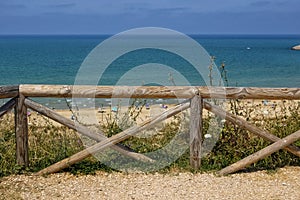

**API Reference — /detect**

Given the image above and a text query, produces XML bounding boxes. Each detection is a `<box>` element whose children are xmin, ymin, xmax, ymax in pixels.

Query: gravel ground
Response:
<box><xmin>0</xmin><ymin>166</ymin><xmax>299</xmax><ymax>200</ymax></box>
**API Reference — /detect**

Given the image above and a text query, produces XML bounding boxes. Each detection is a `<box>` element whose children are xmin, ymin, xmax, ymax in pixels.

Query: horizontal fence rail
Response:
<box><xmin>0</xmin><ymin>85</ymin><xmax>19</xmax><ymax>98</ymax></box>
<box><xmin>19</xmin><ymin>84</ymin><xmax>300</xmax><ymax>100</ymax></box>
<box><xmin>0</xmin><ymin>84</ymin><xmax>300</xmax><ymax>176</ymax></box>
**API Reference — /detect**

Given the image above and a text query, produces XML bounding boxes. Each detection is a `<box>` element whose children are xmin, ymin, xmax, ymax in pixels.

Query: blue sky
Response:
<box><xmin>0</xmin><ymin>0</ymin><xmax>299</xmax><ymax>34</ymax></box>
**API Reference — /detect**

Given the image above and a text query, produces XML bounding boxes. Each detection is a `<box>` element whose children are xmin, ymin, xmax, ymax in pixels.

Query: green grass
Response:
<box><xmin>0</xmin><ymin>100</ymin><xmax>299</xmax><ymax>177</ymax></box>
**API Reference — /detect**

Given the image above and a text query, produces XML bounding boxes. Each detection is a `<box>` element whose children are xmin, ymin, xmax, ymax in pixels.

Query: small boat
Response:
<box><xmin>291</xmin><ymin>45</ymin><xmax>300</xmax><ymax>50</ymax></box>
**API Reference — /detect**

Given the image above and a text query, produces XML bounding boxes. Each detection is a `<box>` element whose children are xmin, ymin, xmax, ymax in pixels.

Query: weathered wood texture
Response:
<box><xmin>200</xmin><ymin>87</ymin><xmax>300</xmax><ymax>100</ymax></box>
<box><xmin>0</xmin><ymin>85</ymin><xmax>19</xmax><ymax>98</ymax></box>
<box><xmin>24</xmin><ymin>98</ymin><xmax>154</xmax><ymax>163</ymax></box>
<box><xmin>203</xmin><ymin>101</ymin><xmax>300</xmax><ymax>158</ymax></box>
<box><xmin>35</xmin><ymin>102</ymin><xmax>190</xmax><ymax>175</ymax></box>
<box><xmin>189</xmin><ymin>94</ymin><xmax>203</xmax><ymax>169</ymax></box>
<box><xmin>15</xmin><ymin>94</ymin><xmax>28</xmax><ymax>166</ymax></box>
<box><xmin>218</xmin><ymin>130</ymin><xmax>300</xmax><ymax>176</ymax></box>
<box><xmin>4</xmin><ymin>84</ymin><xmax>299</xmax><ymax>175</ymax></box>
<box><xmin>0</xmin><ymin>98</ymin><xmax>16</xmax><ymax>118</ymax></box>
<box><xmin>19</xmin><ymin>85</ymin><xmax>300</xmax><ymax>100</ymax></box>
<box><xmin>20</xmin><ymin>85</ymin><xmax>198</xmax><ymax>99</ymax></box>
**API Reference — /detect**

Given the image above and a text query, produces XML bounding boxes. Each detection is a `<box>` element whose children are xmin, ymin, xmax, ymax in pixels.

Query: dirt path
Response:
<box><xmin>1</xmin><ymin>166</ymin><xmax>299</xmax><ymax>200</ymax></box>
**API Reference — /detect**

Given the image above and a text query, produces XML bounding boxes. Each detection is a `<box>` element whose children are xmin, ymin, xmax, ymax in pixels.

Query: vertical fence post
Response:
<box><xmin>189</xmin><ymin>92</ymin><xmax>203</xmax><ymax>169</ymax></box>
<box><xmin>15</xmin><ymin>94</ymin><xmax>29</xmax><ymax>166</ymax></box>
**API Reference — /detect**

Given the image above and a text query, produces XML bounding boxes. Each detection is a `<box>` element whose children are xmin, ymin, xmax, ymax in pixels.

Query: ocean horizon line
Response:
<box><xmin>0</xmin><ymin>33</ymin><xmax>299</xmax><ymax>38</ymax></box>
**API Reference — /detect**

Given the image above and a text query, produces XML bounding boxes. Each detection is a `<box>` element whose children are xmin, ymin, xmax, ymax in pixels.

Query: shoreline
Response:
<box><xmin>23</xmin><ymin>99</ymin><xmax>299</xmax><ymax>127</ymax></box>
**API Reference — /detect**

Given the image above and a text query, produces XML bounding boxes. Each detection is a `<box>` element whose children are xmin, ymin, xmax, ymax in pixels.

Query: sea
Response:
<box><xmin>0</xmin><ymin>34</ymin><xmax>299</xmax><ymax>108</ymax></box>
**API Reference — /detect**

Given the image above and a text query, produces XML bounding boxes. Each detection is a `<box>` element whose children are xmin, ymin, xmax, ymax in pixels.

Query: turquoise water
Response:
<box><xmin>0</xmin><ymin>34</ymin><xmax>299</xmax><ymax>87</ymax></box>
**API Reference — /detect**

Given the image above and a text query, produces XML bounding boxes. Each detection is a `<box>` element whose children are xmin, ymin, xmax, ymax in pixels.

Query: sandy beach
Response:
<box><xmin>27</xmin><ymin>99</ymin><xmax>299</xmax><ymax>128</ymax></box>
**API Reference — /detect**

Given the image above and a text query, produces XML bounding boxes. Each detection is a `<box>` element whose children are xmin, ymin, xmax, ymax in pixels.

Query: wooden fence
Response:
<box><xmin>1</xmin><ymin>84</ymin><xmax>300</xmax><ymax>176</ymax></box>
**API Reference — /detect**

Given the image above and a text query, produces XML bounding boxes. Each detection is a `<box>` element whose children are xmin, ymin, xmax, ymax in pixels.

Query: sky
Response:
<box><xmin>0</xmin><ymin>0</ymin><xmax>299</xmax><ymax>35</ymax></box>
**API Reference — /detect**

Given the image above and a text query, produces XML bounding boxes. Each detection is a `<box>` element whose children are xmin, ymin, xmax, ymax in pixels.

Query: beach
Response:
<box><xmin>1</xmin><ymin>34</ymin><xmax>300</xmax><ymax>199</ymax></box>
<box><xmin>26</xmin><ymin>99</ymin><xmax>299</xmax><ymax>128</ymax></box>
<box><xmin>1</xmin><ymin>1</ymin><xmax>300</xmax><ymax>199</ymax></box>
